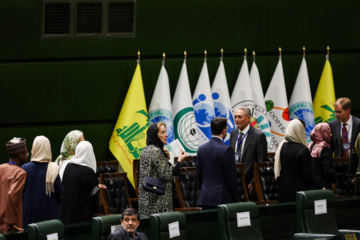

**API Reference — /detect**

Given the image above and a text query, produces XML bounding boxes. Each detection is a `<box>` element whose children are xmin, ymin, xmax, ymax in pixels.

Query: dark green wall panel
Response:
<box><xmin>1</xmin><ymin>0</ymin><xmax>360</xmax><ymax>163</ymax></box>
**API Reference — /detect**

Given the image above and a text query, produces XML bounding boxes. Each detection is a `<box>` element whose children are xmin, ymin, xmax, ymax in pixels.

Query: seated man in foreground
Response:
<box><xmin>107</xmin><ymin>208</ymin><xmax>148</xmax><ymax>240</ymax></box>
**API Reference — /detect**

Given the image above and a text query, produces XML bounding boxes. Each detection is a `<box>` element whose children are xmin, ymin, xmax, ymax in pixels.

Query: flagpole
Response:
<box><xmin>303</xmin><ymin>46</ymin><xmax>306</xmax><ymax>59</ymax></box>
<box><xmin>220</xmin><ymin>48</ymin><xmax>224</xmax><ymax>62</ymax></box>
<box><xmin>279</xmin><ymin>47</ymin><xmax>282</xmax><ymax>60</ymax></box>
<box><xmin>184</xmin><ymin>50</ymin><xmax>187</xmax><ymax>64</ymax></box>
<box><xmin>253</xmin><ymin>51</ymin><xmax>256</xmax><ymax>63</ymax></box>
<box><xmin>137</xmin><ymin>50</ymin><xmax>140</xmax><ymax>65</ymax></box>
<box><xmin>326</xmin><ymin>45</ymin><xmax>330</xmax><ymax>60</ymax></box>
<box><xmin>162</xmin><ymin>52</ymin><xmax>166</xmax><ymax>66</ymax></box>
<box><xmin>204</xmin><ymin>50</ymin><xmax>207</xmax><ymax>63</ymax></box>
<box><xmin>244</xmin><ymin>48</ymin><xmax>247</xmax><ymax>60</ymax></box>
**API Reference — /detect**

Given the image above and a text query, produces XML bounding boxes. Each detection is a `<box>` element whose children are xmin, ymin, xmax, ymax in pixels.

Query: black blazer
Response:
<box><xmin>107</xmin><ymin>227</ymin><xmax>148</xmax><ymax>240</ymax></box>
<box><xmin>229</xmin><ymin>126</ymin><xmax>267</xmax><ymax>186</ymax></box>
<box><xmin>196</xmin><ymin>137</ymin><xmax>241</xmax><ymax>206</ymax></box>
<box><xmin>277</xmin><ymin>142</ymin><xmax>323</xmax><ymax>203</ymax></box>
<box><xmin>329</xmin><ymin>116</ymin><xmax>360</xmax><ymax>157</ymax></box>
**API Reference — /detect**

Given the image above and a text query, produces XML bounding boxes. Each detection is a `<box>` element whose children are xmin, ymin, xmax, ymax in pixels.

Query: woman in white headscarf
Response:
<box><xmin>59</xmin><ymin>141</ymin><xmax>99</xmax><ymax>224</ymax></box>
<box><xmin>274</xmin><ymin>119</ymin><xmax>323</xmax><ymax>202</ymax></box>
<box><xmin>22</xmin><ymin>136</ymin><xmax>63</xmax><ymax>230</ymax></box>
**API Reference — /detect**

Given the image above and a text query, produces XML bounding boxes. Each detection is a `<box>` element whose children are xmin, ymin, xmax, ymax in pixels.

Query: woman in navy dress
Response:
<box><xmin>22</xmin><ymin>136</ymin><xmax>63</xmax><ymax>230</ymax></box>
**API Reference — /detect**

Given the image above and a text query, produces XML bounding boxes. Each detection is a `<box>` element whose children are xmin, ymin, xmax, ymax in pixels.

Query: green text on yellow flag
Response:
<box><xmin>109</xmin><ymin>64</ymin><xmax>148</xmax><ymax>188</ymax></box>
<box><xmin>313</xmin><ymin>59</ymin><xmax>336</xmax><ymax>123</ymax></box>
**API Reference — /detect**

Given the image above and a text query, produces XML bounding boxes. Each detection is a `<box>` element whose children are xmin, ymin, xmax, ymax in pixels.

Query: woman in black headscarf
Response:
<box><xmin>138</xmin><ymin>122</ymin><xmax>186</xmax><ymax>218</ymax></box>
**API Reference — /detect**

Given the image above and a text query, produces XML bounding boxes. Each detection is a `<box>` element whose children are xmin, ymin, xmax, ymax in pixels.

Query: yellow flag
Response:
<box><xmin>109</xmin><ymin>64</ymin><xmax>148</xmax><ymax>188</ymax></box>
<box><xmin>313</xmin><ymin>59</ymin><xmax>336</xmax><ymax>124</ymax></box>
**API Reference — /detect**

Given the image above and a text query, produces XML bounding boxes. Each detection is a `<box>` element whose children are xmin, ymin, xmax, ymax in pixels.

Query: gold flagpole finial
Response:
<box><xmin>220</xmin><ymin>48</ymin><xmax>224</xmax><ymax>61</ymax></box>
<box><xmin>253</xmin><ymin>51</ymin><xmax>256</xmax><ymax>62</ymax></box>
<box><xmin>184</xmin><ymin>50</ymin><xmax>187</xmax><ymax>63</ymax></box>
<box><xmin>279</xmin><ymin>47</ymin><xmax>282</xmax><ymax>59</ymax></box>
<box><xmin>244</xmin><ymin>48</ymin><xmax>247</xmax><ymax>58</ymax></box>
<box><xmin>162</xmin><ymin>52</ymin><xmax>166</xmax><ymax>66</ymax></box>
<box><xmin>137</xmin><ymin>50</ymin><xmax>140</xmax><ymax>64</ymax></box>
<box><xmin>303</xmin><ymin>46</ymin><xmax>306</xmax><ymax>58</ymax></box>
<box><xmin>204</xmin><ymin>50</ymin><xmax>207</xmax><ymax>62</ymax></box>
<box><xmin>326</xmin><ymin>45</ymin><xmax>330</xmax><ymax>60</ymax></box>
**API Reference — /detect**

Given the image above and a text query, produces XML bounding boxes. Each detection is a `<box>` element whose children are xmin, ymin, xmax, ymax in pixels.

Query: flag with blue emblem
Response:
<box><xmin>289</xmin><ymin>56</ymin><xmax>315</xmax><ymax>143</ymax></box>
<box><xmin>193</xmin><ymin>59</ymin><xmax>215</xmax><ymax>145</ymax></box>
<box><xmin>211</xmin><ymin>58</ymin><xmax>235</xmax><ymax>145</ymax></box>
<box><xmin>172</xmin><ymin>59</ymin><xmax>199</xmax><ymax>155</ymax></box>
<box><xmin>250</xmin><ymin>58</ymin><xmax>272</xmax><ymax>147</ymax></box>
<box><xmin>148</xmin><ymin>62</ymin><xmax>174</xmax><ymax>145</ymax></box>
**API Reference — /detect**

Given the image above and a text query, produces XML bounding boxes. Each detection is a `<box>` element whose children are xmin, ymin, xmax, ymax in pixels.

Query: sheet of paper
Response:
<box><xmin>237</xmin><ymin>211</ymin><xmax>251</xmax><ymax>227</ymax></box>
<box><xmin>168</xmin><ymin>221</ymin><xmax>180</xmax><ymax>239</ymax></box>
<box><xmin>314</xmin><ymin>199</ymin><xmax>327</xmax><ymax>215</ymax></box>
<box><xmin>110</xmin><ymin>224</ymin><xmax>122</xmax><ymax>233</ymax></box>
<box><xmin>167</xmin><ymin>139</ymin><xmax>185</xmax><ymax>158</ymax></box>
<box><xmin>47</xmin><ymin>233</ymin><xmax>58</xmax><ymax>240</ymax></box>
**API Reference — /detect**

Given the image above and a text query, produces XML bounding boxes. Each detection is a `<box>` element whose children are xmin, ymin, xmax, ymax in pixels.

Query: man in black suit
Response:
<box><xmin>196</xmin><ymin>117</ymin><xmax>241</xmax><ymax>208</ymax></box>
<box><xmin>107</xmin><ymin>208</ymin><xmax>148</xmax><ymax>240</ymax></box>
<box><xmin>329</xmin><ymin>98</ymin><xmax>360</xmax><ymax>157</ymax></box>
<box><xmin>230</xmin><ymin>107</ymin><xmax>267</xmax><ymax>200</ymax></box>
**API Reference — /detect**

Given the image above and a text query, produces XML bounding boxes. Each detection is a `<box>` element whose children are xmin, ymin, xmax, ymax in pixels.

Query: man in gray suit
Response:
<box><xmin>230</xmin><ymin>107</ymin><xmax>267</xmax><ymax>200</ymax></box>
<box><xmin>329</xmin><ymin>97</ymin><xmax>360</xmax><ymax>157</ymax></box>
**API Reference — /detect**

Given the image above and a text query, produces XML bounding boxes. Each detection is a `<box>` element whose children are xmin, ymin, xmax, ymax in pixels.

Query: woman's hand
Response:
<box><xmin>98</xmin><ymin>184</ymin><xmax>107</xmax><ymax>189</ymax></box>
<box><xmin>177</xmin><ymin>149</ymin><xmax>187</xmax><ymax>162</ymax></box>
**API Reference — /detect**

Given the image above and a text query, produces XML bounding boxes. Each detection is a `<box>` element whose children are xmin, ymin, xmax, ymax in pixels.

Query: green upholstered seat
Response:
<box><xmin>217</xmin><ymin>202</ymin><xmax>263</xmax><ymax>240</ymax></box>
<box><xmin>150</xmin><ymin>211</ymin><xmax>187</xmax><ymax>240</ymax></box>
<box><xmin>28</xmin><ymin>220</ymin><xmax>65</xmax><ymax>240</ymax></box>
<box><xmin>294</xmin><ymin>189</ymin><xmax>360</xmax><ymax>239</ymax></box>
<box><xmin>92</xmin><ymin>214</ymin><xmax>122</xmax><ymax>240</ymax></box>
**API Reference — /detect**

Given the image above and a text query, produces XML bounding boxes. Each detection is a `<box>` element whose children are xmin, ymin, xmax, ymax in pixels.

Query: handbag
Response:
<box><xmin>143</xmin><ymin>176</ymin><xmax>166</xmax><ymax>195</ymax></box>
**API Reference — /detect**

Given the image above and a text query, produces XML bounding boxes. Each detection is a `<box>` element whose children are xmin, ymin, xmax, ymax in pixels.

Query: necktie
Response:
<box><xmin>341</xmin><ymin>122</ymin><xmax>349</xmax><ymax>157</ymax></box>
<box><xmin>236</xmin><ymin>132</ymin><xmax>244</xmax><ymax>163</ymax></box>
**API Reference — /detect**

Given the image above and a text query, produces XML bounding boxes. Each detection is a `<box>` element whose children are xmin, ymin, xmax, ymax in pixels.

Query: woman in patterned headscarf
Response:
<box><xmin>274</xmin><ymin>119</ymin><xmax>323</xmax><ymax>202</ymax></box>
<box><xmin>55</xmin><ymin>130</ymin><xmax>84</xmax><ymax>169</ymax></box>
<box><xmin>307</xmin><ymin>122</ymin><xmax>335</xmax><ymax>189</ymax></box>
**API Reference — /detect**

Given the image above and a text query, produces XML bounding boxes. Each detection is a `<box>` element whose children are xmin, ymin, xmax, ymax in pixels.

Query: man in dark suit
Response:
<box><xmin>230</xmin><ymin>107</ymin><xmax>267</xmax><ymax>200</ymax></box>
<box><xmin>329</xmin><ymin>98</ymin><xmax>360</xmax><ymax>157</ymax></box>
<box><xmin>196</xmin><ymin>117</ymin><xmax>241</xmax><ymax>208</ymax></box>
<box><xmin>107</xmin><ymin>208</ymin><xmax>148</xmax><ymax>240</ymax></box>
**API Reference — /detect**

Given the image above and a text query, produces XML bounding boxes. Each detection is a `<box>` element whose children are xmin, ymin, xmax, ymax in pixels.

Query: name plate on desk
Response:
<box><xmin>314</xmin><ymin>199</ymin><xmax>327</xmax><ymax>215</ymax></box>
<box><xmin>47</xmin><ymin>233</ymin><xmax>58</xmax><ymax>240</ymax></box>
<box><xmin>168</xmin><ymin>221</ymin><xmax>180</xmax><ymax>239</ymax></box>
<box><xmin>237</xmin><ymin>211</ymin><xmax>251</xmax><ymax>227</ymax></box>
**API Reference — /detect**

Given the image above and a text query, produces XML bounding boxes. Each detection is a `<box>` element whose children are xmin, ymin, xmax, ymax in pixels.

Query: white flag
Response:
<box><xmin>250</xmin><ymin>61</ymin><xmax>272</xmax><ymax>147</ymax></box>
<box><xmin>265</xmin><ymin>58</ymin><xmax>290</xmax><ymax>152</ymax></box>
<box><xmin>172</xmin><ymin>61</ymin><xmax>199</xmax><ymax>154</ymax></box>
<box><xmin>231</xmin><ymin>57</ymin><xmax>255</xmax><ymax>121</ymax></box>
<box><xmin>211</xmin><ymin>59</ymin><xmax>235</xmax><ymax>145</ymax></box>
<box><xmin>148</xmin><ymin>64</ymin><xmax>175</xmax><ymax>145</ymax></box>
<box><xmin>193</xmin><ymin>61</ymin><xmax>215</xmax><ymax>145</ymax></box>
<box><xmin>289</xmin><ymin>57</ymin><xmax>315</xmax><ymax>143</ymax></box>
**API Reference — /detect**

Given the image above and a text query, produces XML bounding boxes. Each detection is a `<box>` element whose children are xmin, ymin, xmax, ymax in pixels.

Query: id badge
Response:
<box><xmin>343</xmin><ymin>143</ymin><xmax>350</xmax><ymax>150</ymax></box>
<box><xmin>235</xmin><ymin>153</ymin><xmax>239</xmax><ymax>162</ymax></box>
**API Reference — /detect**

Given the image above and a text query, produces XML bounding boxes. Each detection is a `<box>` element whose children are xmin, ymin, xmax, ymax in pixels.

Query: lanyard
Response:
<box><xmin>236</xmin><ymin>129</ymin><xmax>249</xmax><ymax>153</ymax></box>
<box><xmin>8</xmin><ymin>161</ymin><xmax>18</xmax><ymax>166</ymax></box>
